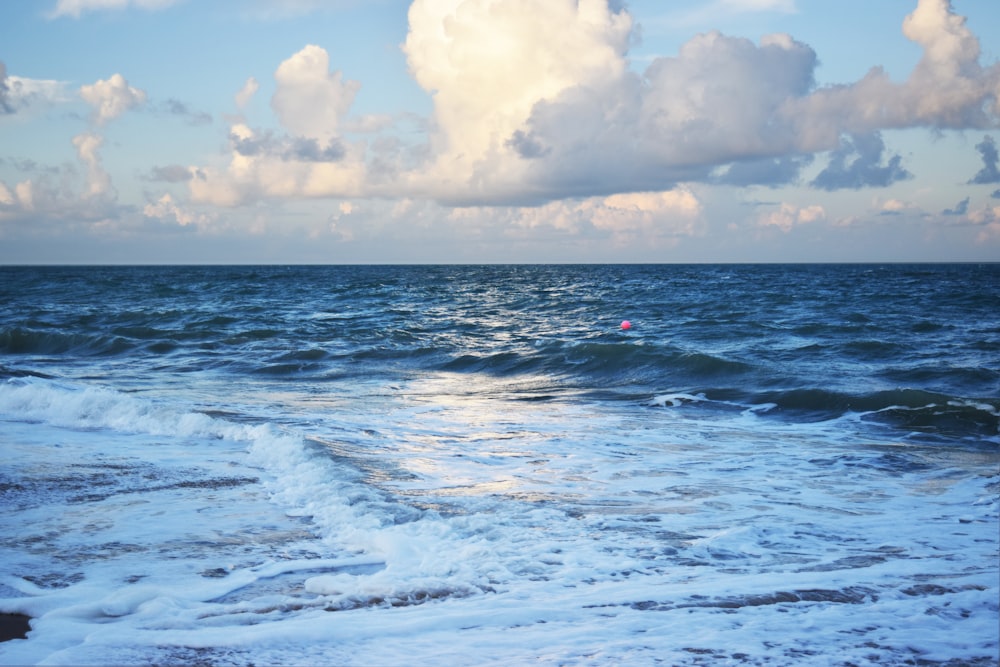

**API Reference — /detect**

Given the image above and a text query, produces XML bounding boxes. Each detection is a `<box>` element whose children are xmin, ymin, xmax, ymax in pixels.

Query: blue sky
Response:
<box><xmin>1</xmin><ymin>0</ymin><xmax>999</xmax><ymax>263</ymax></box>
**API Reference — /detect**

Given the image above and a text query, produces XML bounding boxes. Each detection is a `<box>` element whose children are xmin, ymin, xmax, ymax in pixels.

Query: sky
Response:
<box><xmin>1</xmin><ymin>0</ymin><xmax>999</xmax><ymax>264</ymax></box>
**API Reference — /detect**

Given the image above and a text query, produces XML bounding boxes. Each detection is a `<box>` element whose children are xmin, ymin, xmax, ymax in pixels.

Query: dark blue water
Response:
<box><xmin>2</xmin><ymin>264</ymin><xmax>997</xmax><ymax>444</ymax></box>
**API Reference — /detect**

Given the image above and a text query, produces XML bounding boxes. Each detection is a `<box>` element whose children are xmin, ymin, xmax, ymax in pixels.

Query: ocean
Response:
<box><xmin>0</xmin><ymin>263</ymin><xmax>997</xmax><ymax>666</ymax></box>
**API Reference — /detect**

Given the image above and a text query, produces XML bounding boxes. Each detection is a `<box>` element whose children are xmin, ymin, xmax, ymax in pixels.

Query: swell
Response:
<box><xmin>651</xmin><ymin>385</ymin><xmax>999</xmax><ymax>444</ymax></box>
<box><xmin>0</xmin><ymin>326</ymin><xmax>136</xmax><ymax>357</ymax></box>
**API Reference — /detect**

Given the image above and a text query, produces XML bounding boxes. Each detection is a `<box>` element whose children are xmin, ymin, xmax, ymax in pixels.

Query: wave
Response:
<box><xmin>651</xmin><ymin>385</ymin><xmax>999</xmax><ymax>444</ymax></box>
<box><xmin>0</xmin><ymin>374</ymin><xmax>425</xmax><ymax>542</ymax></box>
<box><xmin>0</xmin><ymin>375</ymin><xmax>552</xmax><ymax>617</ymax></box>
<box><xmin>433</xmin><ymin>339</ymin><xmax>755</xmax><ymax>385</ymax></box>
<box><xmin>0</xmin><ymin>326</ymin><xmax>136</xmax><ymax>357</ymax></box>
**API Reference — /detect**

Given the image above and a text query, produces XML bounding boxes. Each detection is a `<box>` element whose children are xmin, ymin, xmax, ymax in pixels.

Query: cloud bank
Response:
<box><xmin>6</xmin><ymin>0</ymin><xmax>995</xmax><ymax>261</ymax></box>
<box><xmin>184</xmin><ymin>0</ymin><xmax>998</xmax><ymax>210</ymax></box>
<box><xmin>0</xmin><ymin>70</ymin><xmax>146</xmax><ymax>227</ymax></box>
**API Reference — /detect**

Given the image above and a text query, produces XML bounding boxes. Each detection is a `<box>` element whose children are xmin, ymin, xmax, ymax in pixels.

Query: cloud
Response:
<box><xmin>145</xmin><ymin>165</ymin><xmax>194</xmax><ymax>183</ymax></box>
<box><xmin>967</xmin><ymin>204</ymin><xmax>1000</xmax><ymax>241</ymax></box>
<box><xmin>79</xmin><ymin>73</ymin><xmax>147</xmax><ymax>125</ymax></box>
<box><xmin>0</xmin><ymin>181</ymin><xmax>35</xmax><ymax>220</ymax></box>
<box><xmin>393</xmin><ymin>0</ymin><xmax>997</xmax><ymax>205</ymax></box>
<box><xmin>0</xmin><ymin>62</ymin><xmax>13</xmax><ymax>114</ymax></box>
<box><xmin>0</xmin><ymin>62</ymin><xmax>67</xmax><ymax>115</ymax></box>
<box><xmin>230</xmin><ymin>129</ymin><xmax>346</xmax><ymax>163</ymax></box>
<box><xmin>878</xmin><ymin>198</ymin><xmax>913</xmax><ymax>216</ymax></box>
<box><xmin>713</xmin><ymin>154</ymin><xmax>813</xmax><ymax>187</ymax></box>
<box><xmin>0</xmin><ymin>137</ymin><xmax>122</xmax><ymax>227</ymax></box>
<box><xmin>271</xmin><ymin>45</ymin><xmax>360</xmax><ymax>141</ymax></box>
<box><xmin>187</xmin><ymin>0</ymin><xmax>999</xmax><ymax>212</ymax></box>
<box><xmin>589</xmin><ymin>189</ymin><xmax>702</xmax><ymax>242</ymax></box>
<box><xmin>143</xmin><ymin>193</ymin><xmax>210</xmax><ymax>227</ymax></box>
<box><xmin>757</xmin><ymin>202</ymin><xmax>826</xmax><ymax>231</ymax></box>
<box><xmin>449</xmin><ymin>187</ymin><xmax>703</xmax><ymax>247</ymax></box>
<box><xmin>158</xmin><ymin>98</ymin><xmax>212</xmax><ymax>126</ymax></box>
<box><xmin>784</xmin><ymin>0</ymin><xmax>999</xmax><ymax>146</ymax></box>
<box><xmin>235</xmin><ymin>77</ymin><xmax>259</xmax><ymax>110</ymax></box>
<box><xmin>968</xmin><ymin>135</ymin><xmax>999</xmax><ymax>184</ymax></box>
<box><xmin>187</xmin><ymin>44</ymin><xmax>402</xmax><ymax>206</ymax></box>
<box><xmin>942</xmin><ymin>196</ymin><xmax>969</xmax><ymax>215</ymax></box>
<box><xmin>187</xmin><ymin>123</ymin><xmax>367</xmax><ymax>206</ymax></box>
<box><xmin>0</xmin><ymin>181</ymin><xmax>13</xmax><ymax>206</ymax></box>
<box><xmin>48</xmin><ymin>0</ymin><xmax>181</xmax><ymax>19</ymax></box>
<box><xmin>874</xmin><ymin>195</ymin><xmax>998</xmax><ymax>241</ymax></box>
<box><xmin>401</xmin><ymin>0</ymin><xmax>634</xmax><ymax>202</ymax></box>
<box><xmin>930</xmin><ymin>198</ymin><xmax>1000</xmax><ymax>242</ymax></box>
<box><xmin>810</xmin><ymin>132</ymin><xmax>912</xmax><ymax>190</ymax></box>
<box><xmin>72</xmin><ymin>132</ymin><xmax>114</xmax><ymax>199</ymax></box>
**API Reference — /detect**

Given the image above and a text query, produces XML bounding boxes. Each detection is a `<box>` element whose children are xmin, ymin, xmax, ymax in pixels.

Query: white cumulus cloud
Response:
<box><xmin>72</xmin><ymin>132</ymin><xmax>114</xmax><ymax>199</ymax></box>
<box><xmin>235</xmin><ymin>77</ymin><xmax>259</xmax><ymax>110</ymax></box>
<box><xmin>398</xmin><ymin>0</ymin><xmax>998</xmax><ymax>204</ymax></box>
<box><xmin>271</xmin><ymin>45</ymin><xmax>360</xmax><ymax>141</ymax></box>
<box><xmin>758</xmin><ymin>203</ymin><xmax>826</xmax><ymax>231</ymax></box>
<box><xmin>143</xmin><ymin>193</ymin><xmax>210</xmax><ymax>227</ymax></box>
<box><xmin>188</xmin><ymin>122</ymin><xmax>367</xmax><ymax>206</ymax></box>
<box><xmin>187</xmin><ymin>0</ymin><xmax>999</xmax><ymax>219</ymax></box>
<box><xmin>79</xmin><ymin>73</ymin><xmax>147</xmax><ymax>125</ymax></box>
<box><xmin>401</xmin><ymin>0</ymin><xmax>633</xmax><ymax>202</ymax></box>
<box><xmin>1</xmin><ymin>61</ymin><xmax>68</xmax><ymax>115</ymax></box>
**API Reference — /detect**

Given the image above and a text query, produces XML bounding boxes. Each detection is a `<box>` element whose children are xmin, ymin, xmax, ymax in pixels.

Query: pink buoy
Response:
<box><xmin>620</xmin><ymin>320</ymin><xmax>632</xmax><ymax>330</ymax></box>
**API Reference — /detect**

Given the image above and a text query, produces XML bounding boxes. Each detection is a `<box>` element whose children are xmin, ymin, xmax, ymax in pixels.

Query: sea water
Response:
<box><xmin>0</xmin><ymin>264</ymin><xmax>997</xmax><ymax>666</ymax></box>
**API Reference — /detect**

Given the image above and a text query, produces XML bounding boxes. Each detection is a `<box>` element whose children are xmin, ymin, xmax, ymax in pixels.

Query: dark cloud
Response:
<box><xmin>506</xmin><ymin>130</ymin><xmax>550</xmax><ymax>159</ymax></box>
<box><xmin>714</xmin><ymin>155</ymin><xmax>814</xmax><ymax>187</ymax></box>
<box><xmin>146</xmin><ymin>165</ymin><xmax>193</xmax><ymax>183</ymax></box>
<box><xmin>942</xmin><ymin>196</ymin><xmax>969</xmax><ymax>215</ymax></box>
<box><xmin>0</xmin><ymin>61</ymin><xmax>15</xmax><ymax>114</ymax></box>
<box><xmin>230</xmin><ymin>130</ymin><xmax>345</xmax><ymax>162</ymax></box>
<box><xmin>810</xmin><ymin>132</ymin><xmax>912</xmax><ymax>190</ymax></box>
<box><xmin>968</xmin><ymin>135</ymin><xmax>999</xmax><ymax>184</ymax></box>
<box><xmin>160</xmin><ymin>99</ymin><xmax>213</xmax><ymax>126</ymax></box>
<box><xmin>286</xmin><ymin>136</ymin><xmax>346</xmax><ymax>162</ymax></box>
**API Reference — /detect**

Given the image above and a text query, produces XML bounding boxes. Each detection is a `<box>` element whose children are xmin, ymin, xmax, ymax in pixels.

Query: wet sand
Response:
<box><xmin>0</xmin><ymin>614</ymin><xmax>30</xmax><ymax>642</ymax></box>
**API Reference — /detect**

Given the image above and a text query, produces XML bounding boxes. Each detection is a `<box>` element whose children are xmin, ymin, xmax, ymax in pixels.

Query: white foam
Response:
<box><xmin>0</xmin><ymin>375</ymin><xmax>997</xmax><ymax>666</ymax></box>
<box><xmin>649</xmin><ymin>392</ymin><xmax>705</xmax><ymax>407</ymax></box>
